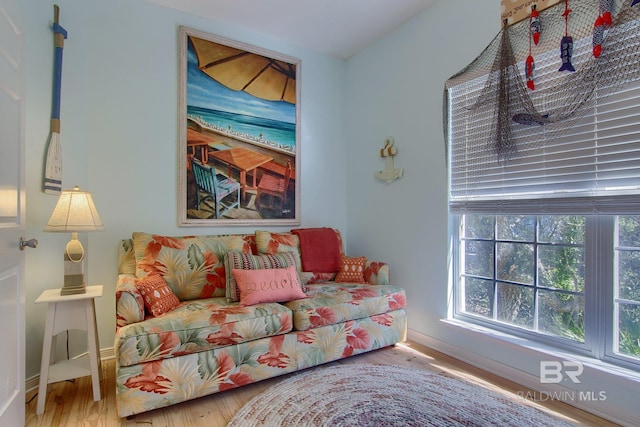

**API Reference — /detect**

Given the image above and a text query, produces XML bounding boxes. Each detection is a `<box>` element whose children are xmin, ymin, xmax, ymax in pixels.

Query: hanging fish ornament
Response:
<box><xmin>524</xmin><ymin>55</ymin><xmax>536</xmax><ymax>90</ymax></box>
<box><xmin>526</xmin><ymin>5</ymin><xmax>538</xmax><ymax>91</ymax></box>
<box><xmin>601</xmin><ymin>0</ymin><xmax>612</xmax><ymax>26</ymax></box>
<box><xmin>559</xmin><ymin>0</ymin><xmax>575</xmax><ymax>72</ymax></box>
<box><xmin>530</xmin><ymin>5</ymin><xmax>541</xmax><ymax>45</ymax></box>
<box><xmin>512</xmin><ymin>113</ymin><xmax>549</xmax><ymax>126</ymax></box>
<box><xmin>526</xmin><ymin>55</ymin><xmax>535</xmax><ymax>90</ymax></box>
<box><xmin>592</xmin><ymin>14</ymin><xmax>604</xmax><ymax>58</ymax></box>
<box><xmin>633</xmin><ymin>0</ymin><xmax>640</xmax><ymax>6</ymax></box>
<box><xmin>559</xmin><ymin>36</ymin><xmax>575</xmax><ymax>72</ymax></box>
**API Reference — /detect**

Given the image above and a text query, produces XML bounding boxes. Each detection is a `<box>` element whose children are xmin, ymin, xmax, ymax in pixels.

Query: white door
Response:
<box><xmin>0</xmin><ymin>0</ymin><xmax>26</xmax><ymax>425</ymax></box>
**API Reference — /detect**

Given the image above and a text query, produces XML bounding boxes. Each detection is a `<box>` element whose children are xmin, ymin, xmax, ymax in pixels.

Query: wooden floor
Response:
<box><xmin>25</xmin><ymin>340</ymin><xmax>620</xmax><ymax>426</ymax></box>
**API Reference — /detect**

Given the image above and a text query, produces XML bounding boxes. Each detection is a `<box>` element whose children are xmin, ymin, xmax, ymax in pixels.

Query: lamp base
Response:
<box><xmin>61</xmin><ymin>240</ymin><xmax>86</xmax><ymax>295</ymax></box>
<box><xmin>60</xmin><ymin>282</ymin><xmax>87</xmax><ymax>295</ymax></box>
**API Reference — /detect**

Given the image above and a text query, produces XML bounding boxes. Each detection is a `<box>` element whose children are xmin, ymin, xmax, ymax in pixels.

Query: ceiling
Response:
<box><xmin>146</xmin><ymin>0</ymin><xmax>436</xmax><ymax>59</ymax></box>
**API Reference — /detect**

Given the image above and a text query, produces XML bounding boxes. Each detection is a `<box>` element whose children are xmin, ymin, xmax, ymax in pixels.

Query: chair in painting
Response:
<box><xmin>256</xmin><ymin>160</ymin><xmax>292</xmax><ymax>213</ymax></box>
<box><xmin>191</xmin><ymin>157</ymin><xmax>241</xmax><ymax>218</ymax></box>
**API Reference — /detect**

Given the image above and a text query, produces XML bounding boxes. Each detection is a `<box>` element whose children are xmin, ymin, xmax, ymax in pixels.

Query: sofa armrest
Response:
<box><xmin>364</xmin><ymin>261</ymin><xmax>389</xmax><ymax>286</ymax></box>
<box><xmin>116</xmin><ymin>274</ymin><xmax>145</xmax><ymax>329</ymax></box>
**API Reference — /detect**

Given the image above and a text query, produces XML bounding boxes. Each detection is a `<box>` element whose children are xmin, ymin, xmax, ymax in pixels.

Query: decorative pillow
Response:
<box><xmin>232</xmin><ymin>266</ymin><xmax>307</xmax><ymax>306</ymax></box>
<box><xmin>224</xmin><ymin>251</ymin><xmax>303</xmax><ymax>302</ymax></box>
<box><xmin>335</xmin><ymin>256</ymin><xmax>367</xmax><ymax>284</ymax></box>
<box><xmin>131</xmin><ymin>232</ymin><xmax>253</xmax><ymax>300</ymax></box>
<box><xmin>135</xmin><ymin>274</ymin><xmax>180</xmax><ymax>317</ymax></box>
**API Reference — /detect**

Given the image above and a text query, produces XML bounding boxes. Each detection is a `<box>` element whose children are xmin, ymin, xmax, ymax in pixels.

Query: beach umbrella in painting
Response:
<box><xmin>189</xmin><ymin>36</ymin><xmax>296</xmax><ymax>104</ymax></box>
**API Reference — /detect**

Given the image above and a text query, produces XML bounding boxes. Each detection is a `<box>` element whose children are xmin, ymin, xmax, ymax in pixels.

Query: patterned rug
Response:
<box><xmin>227</xmin><ymin>364</ymin><xmax>574</xmax><ymax>427</ymax></box>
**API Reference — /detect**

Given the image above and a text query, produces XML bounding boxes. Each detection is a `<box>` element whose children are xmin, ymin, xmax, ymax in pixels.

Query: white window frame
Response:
<box><xmin>452</xmin><ymin>213</ymin><xmax>640</xmax><ymax>371</ymax></box>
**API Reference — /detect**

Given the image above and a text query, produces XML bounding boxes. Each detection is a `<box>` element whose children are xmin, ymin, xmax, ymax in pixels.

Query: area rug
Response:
<box><xmin>227</xmin><ymin>364</ymin><xmax>574</xmax><ymax>427</ymax></box>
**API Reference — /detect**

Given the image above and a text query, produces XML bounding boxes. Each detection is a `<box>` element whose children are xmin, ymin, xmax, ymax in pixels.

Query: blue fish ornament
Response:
<box><xmin>633</xmin><ymin>0</ymin><xmax>640</xmax><ymax>6</ymax></box>
<box><xmin>559</xmin><ymin>36</ymin><xmax>575</xmax><ymax>72</ymax></box>
<box><xmin>512</xmin><ymin>113</ymin><xmax>549</xmax><ymax>126</ymax></box>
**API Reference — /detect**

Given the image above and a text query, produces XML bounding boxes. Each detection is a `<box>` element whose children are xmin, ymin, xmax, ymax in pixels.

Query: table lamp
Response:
<box><xmin>44</xmin><ymin>186</ymin><xmax>104</xmax><ymax>295</ymax></box>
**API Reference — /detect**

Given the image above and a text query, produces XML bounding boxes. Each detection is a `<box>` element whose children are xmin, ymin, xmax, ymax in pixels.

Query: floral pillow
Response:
<box><xmin>131</xmin><ymin>232</ymin><xmax>253</xmax><ymax>300</ymax></box>
<box><xmin>335</xmin><ymin>256</ymin><xmax>367</xmax><ymax>283</ymax></box>
<box><xmin>135</xmin><ymin>274</ymin><xmax>180</xmax><ymax>317</ymax></box>
<box><xmin>224</xmin><ymin>251</ymin><xmax>303</xmax><ymax>302</ymax></box>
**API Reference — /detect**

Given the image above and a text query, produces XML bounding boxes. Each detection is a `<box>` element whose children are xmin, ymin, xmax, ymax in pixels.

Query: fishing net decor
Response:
<box><xmin>445</xmin><ymin>0</ymin><xmax>640</xmax><ymax>170</ymax></box>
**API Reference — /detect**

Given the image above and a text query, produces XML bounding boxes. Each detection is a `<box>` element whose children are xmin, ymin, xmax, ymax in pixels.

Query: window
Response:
<box><xmin>455</xmin><ymin>214</ymin><xmax>640</xmax><ymax>367</ymax></box>
<box><xmin>459</xmin><ymin>215</ymin><xmax>585</xmax><ymax>342</ymax></box>
<box><xmin>446</xmin><ymin>5</ymin><xmax>640</xmax><ymax>370</ymax></box>
<box><xmin>614</xmin><ymin>216</ymin><xmax>640</xmax><ymax>361</ymax></box>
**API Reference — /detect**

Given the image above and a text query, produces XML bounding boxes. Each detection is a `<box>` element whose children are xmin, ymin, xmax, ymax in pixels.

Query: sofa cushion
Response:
<box><xmin>233</xmin><ymin>266</ymin><xmax>307</xmax><ymax>306</ymax></box>
<box><xmin>115</xmin><ymin>297</ymin><xmax>293</xmax><ymax>367</ymax></box>
<box><xmin>255</xmin><ymin>230</ymin><xmax>300</xmax><ymax>255</ymax></box>
<box><xmin>225</xmin><ymin>251</ymin><xmax>303</xmax><ymax>302</ymax></box>
<box><xmin>131</xmin><ymin>232</ymin><xmax>254</xmax><ymax>300</ymax></box>
<box><xmin>283</xmin><ymin>283</ymin><xmax>407</xmax><ymax>331</ymax></box>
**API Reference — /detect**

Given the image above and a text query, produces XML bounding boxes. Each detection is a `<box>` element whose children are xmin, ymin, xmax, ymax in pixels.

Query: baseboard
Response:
<box><xmin>25</xmin><ymin>346</ymin><xmax>115</xmax><ymax>393</ymax></box>
<box><xmin>407</xmin><ymin>328</ymin><xmax>639</xmax><ymax>427</ymax></box>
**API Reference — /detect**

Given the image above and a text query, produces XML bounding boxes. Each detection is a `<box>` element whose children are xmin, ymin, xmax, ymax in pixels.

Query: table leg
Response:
<box><xmin>36</xmin><ymin>303</ymin><xmax>57</xmax><ymax>414</ymax></box>
<box><xmin>240</xmin><ymin>170</ymin><xmax>247</xmax><ymax>200</ymax></box>
<box><xmin>85</xmin><ymin>300</ymin><xmax>101</xmax><ymax>401</ymax></box>
<box><xmin>251</xmin><ymin>167</ymin><xmax>258</xmax><ymax>188</ymax></box>
<box><xmin>201</xmin><ymin>146</ymin><xmax>208</xmax><ymax>164</ymax></box>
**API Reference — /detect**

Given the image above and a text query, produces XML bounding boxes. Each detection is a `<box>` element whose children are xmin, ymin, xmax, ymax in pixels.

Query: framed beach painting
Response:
<box><xmin>178</xmin><ymin>27</ymin><xmax>301</xmax><ymax>226</ymax></box>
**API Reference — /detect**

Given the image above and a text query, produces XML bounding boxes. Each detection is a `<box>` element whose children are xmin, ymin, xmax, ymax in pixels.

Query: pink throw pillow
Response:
<box><xmin>232</xmin><ymin>266</ymin><xmax>307</xmax><ymax>307</ymax></box>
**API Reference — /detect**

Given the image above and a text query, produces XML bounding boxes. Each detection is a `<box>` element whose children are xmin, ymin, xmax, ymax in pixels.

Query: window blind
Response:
<box><xmin>448</xmin><ymin>23</ymin><xmax>640</xmax><ymax>215</ymax></box>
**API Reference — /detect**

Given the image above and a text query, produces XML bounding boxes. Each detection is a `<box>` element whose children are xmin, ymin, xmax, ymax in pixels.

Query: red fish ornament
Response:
<box><xmin>526</xmin><ymin>55</ymin><xmax>535</xmax><ymax>90</ymax></box>
<box><xmin>530</xmin><ymin>5</ymin><xmax>541</xmax><ymax>45</ymax></box>
<box><xmin>526</xmin><ymin>5</ymin><xmax>539</xmax><ymax>91</ymax></box>
<box><xmin>601</xmin><ymin>0</ymin><xmax>612</xmax><ymax>26</ymax></box>
<box><xmin>593</xmin><ymin>14</ymin><xmax>604</xmax><ymax>58</ymax></box>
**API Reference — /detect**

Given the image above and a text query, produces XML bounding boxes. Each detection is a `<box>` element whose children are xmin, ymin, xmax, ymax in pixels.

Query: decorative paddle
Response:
<box><xmin>44</xmin><ymin>4</ymin><xmax>67</xmax><ymax>194</ymax></box>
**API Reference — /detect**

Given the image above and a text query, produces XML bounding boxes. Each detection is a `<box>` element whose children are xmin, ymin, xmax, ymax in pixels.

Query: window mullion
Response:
<box><xmin>584</xmin><ymin>215</ymin><xmax>613</xmax><ymax>359</ymax></box>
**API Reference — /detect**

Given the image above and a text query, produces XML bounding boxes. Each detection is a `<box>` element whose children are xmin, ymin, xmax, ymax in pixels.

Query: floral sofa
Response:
<box><xmin>114</xmin><ymin>230</ymin><xmax>407</xmax><ymax>417</ymax></box>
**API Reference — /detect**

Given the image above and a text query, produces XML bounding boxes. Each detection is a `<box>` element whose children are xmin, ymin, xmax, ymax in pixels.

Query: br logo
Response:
<box><xmin>539</xmin><ymin>361</ymin><xmax>584</xmax><ymax>384</ymax></box>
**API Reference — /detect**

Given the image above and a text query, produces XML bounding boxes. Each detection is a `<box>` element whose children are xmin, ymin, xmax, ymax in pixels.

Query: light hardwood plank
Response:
<box><xmin>25</xmin><ymin>340</ymin><xmax>620</xmax><ymax>426</ymax></box>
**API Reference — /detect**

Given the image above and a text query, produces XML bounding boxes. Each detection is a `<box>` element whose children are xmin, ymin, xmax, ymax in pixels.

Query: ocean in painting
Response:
<box><xmin>187</xmin><ymin>105</ymin><xmax>296</xmax><ymax>152</ymax></box>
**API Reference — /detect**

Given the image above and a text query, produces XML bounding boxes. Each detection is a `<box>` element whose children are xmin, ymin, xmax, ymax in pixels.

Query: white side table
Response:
<box><xmin>35</xmin><ymin>285</ymin><xmax>103</xmax><ymax>414</ymax></box>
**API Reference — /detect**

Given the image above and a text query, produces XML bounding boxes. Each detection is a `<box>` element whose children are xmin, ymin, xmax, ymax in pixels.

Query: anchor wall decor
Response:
<box><xmin>375</xmin><ymin>136</ymin><xmax>403</xmax><ymax>183</ymax></box>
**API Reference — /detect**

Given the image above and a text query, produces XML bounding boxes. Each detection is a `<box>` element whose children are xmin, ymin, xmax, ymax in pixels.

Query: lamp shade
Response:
<box><xmin>44</xmin><ymin>186</ymin><xmax>104</xmax><ymax>232</ymax></box>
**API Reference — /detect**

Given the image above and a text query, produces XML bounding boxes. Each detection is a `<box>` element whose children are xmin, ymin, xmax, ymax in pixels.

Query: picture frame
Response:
<box><xmin>178</xmin><ymin>27</ymin><xmax>301</xmax><ymax>226</ymax></box>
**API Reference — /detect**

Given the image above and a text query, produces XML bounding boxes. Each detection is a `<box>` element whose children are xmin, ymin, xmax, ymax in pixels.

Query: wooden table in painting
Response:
<box><xmin>210</xmin><ymin>146</ymin><xmax>273</xmax><ymax>201</ymax></box>
<box><xmin>187</xmin><ymin>128</ymin><xmax>221</xmax><ymax>164</ymax></box>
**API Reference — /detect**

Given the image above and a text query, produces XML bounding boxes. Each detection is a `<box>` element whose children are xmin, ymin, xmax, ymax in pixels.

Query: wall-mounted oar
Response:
<box><xmin>43</xmin><ymin>4</ymin><xmax>67</xmax><ymax>194</ymax></box>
